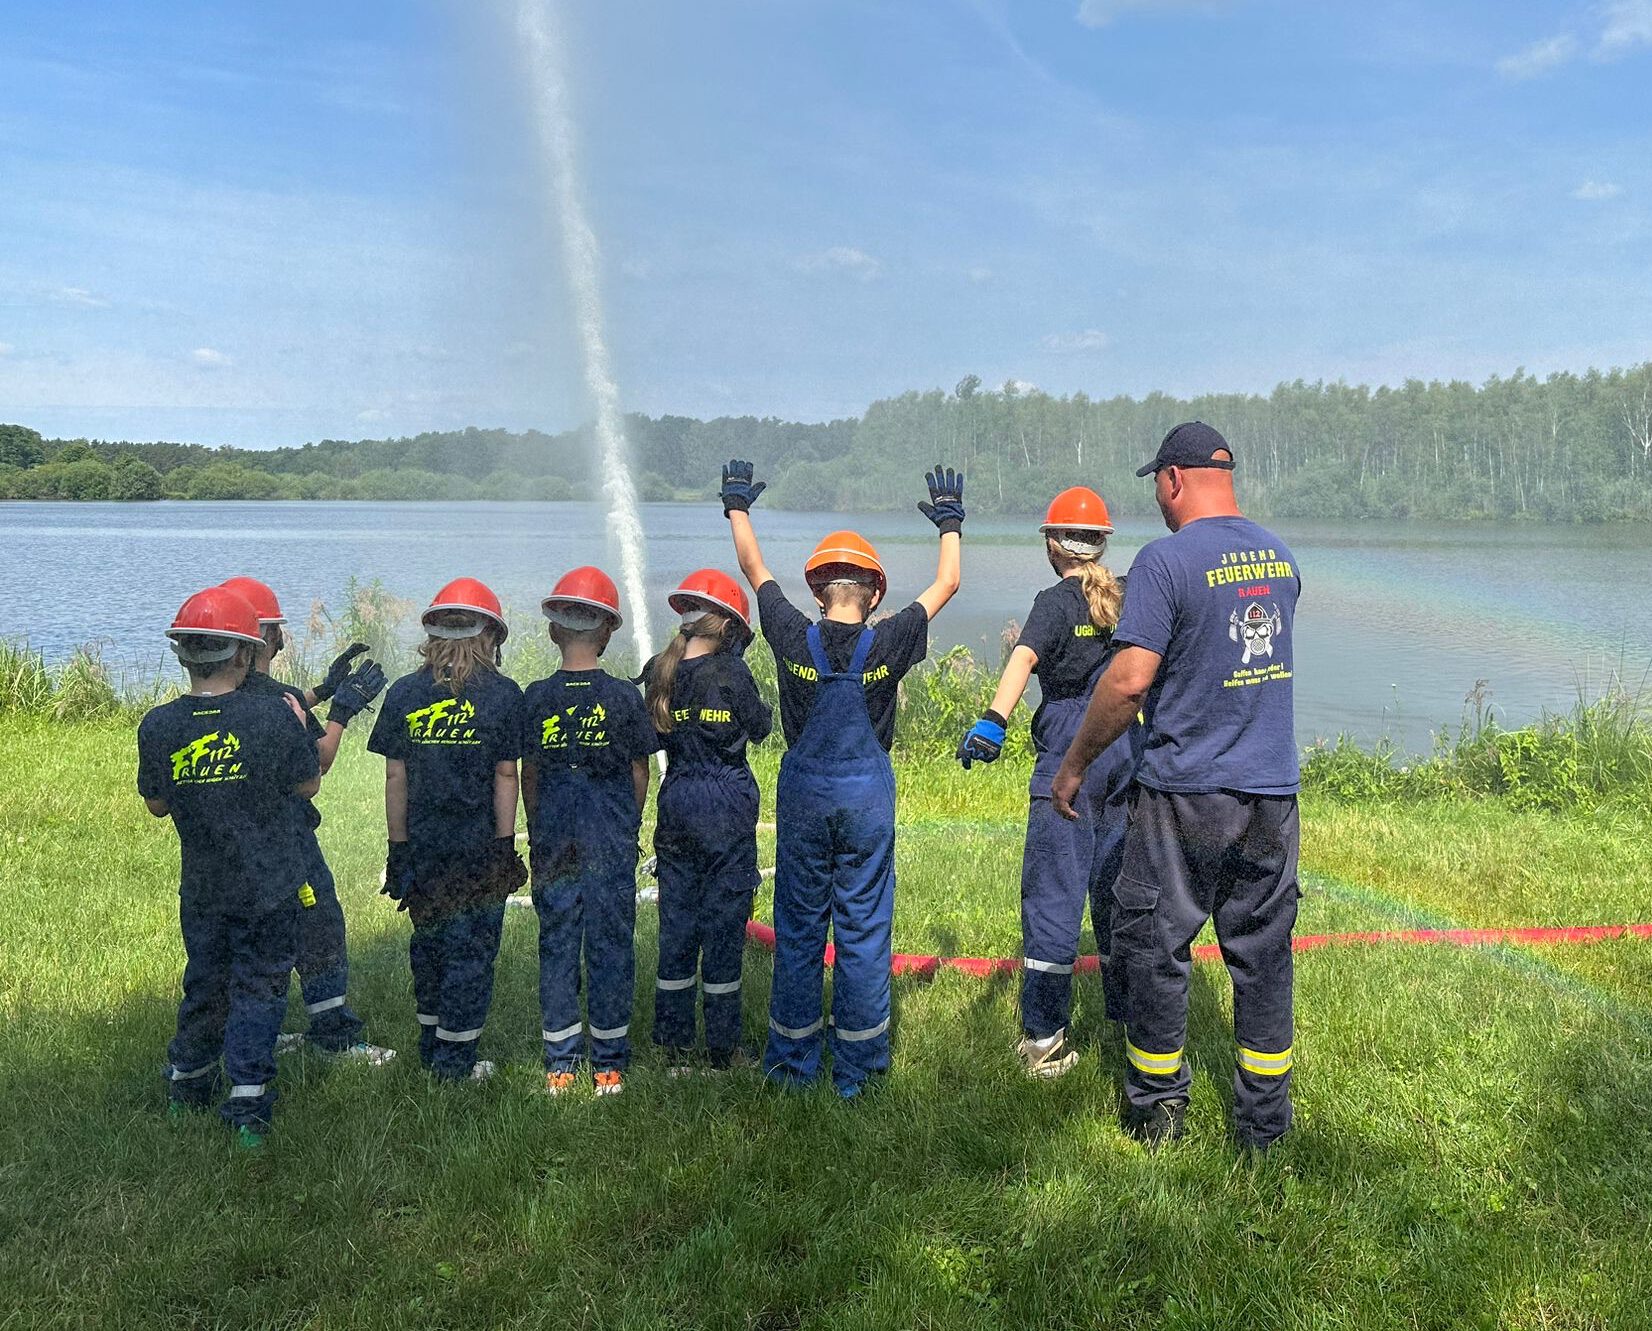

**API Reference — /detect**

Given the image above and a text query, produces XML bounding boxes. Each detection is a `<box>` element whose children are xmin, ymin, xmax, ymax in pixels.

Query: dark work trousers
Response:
<box><xmin>764</xmin><ymin>627</ymin><xmax>895</xmax><ymax>1094</ymax></box>
<box><xmin>533</xmin><ymin>772</ymin><xmax>641</xmax><ymax>1072</ymax></box>
<box><xmin>292</xmin><ymin>833</ymin><xmax>365</xmax><ymax>1051</ymax></box>
<box><xmin>407</xmin><ymin>862</ymin><xmax>506</xmax><ymax>1080</ymax></box>
<box><xmin>166</xmin><ymin>897</ymin><xmax>298</xmax><ymax>1131</ymax></box>
<box><xmin>1020</xmin><ymin>691</ymin><xmax>1136</xmax><ymax>1037</ymax></box>
<box><xmin>1113</xmin><ymin>786</ymin><xmax>1300</xmax><ymax>1144</ymax></box>
<box><xmin>652</xmin><ymin>765</ymin><xmax>760</xmax><ymax>1053</ymax></box>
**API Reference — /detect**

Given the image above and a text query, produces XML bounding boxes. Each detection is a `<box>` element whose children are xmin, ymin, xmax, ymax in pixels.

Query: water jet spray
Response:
<box><xmin>513</xmin><ymin>0</ymin><xmax>654</xmax><ymax>665</ymax></box>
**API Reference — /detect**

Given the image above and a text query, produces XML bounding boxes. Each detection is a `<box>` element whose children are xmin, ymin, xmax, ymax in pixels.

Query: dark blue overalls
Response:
<box><xmin>652</xmin><ymin>763</ymin><xmax>760</xmax><ymax>1053</ymax></box>
<box><xmin>1020</xmin><ymin>662</ymin><xmax>1137</xmax><ymax>1038</ymax></box>
<box><xmin>293</xmin><ymin>831</ymin><xmax>365</xmax><ymax>1051</ymax></box>
<box><xmin>764</xmin><ymin>626</ymin><xmax>894</xmax><ymax>1094</ymax></box>
<box><xmin>533</xmin><ymin>770</ymin><xmax>641</xmax><ymax>1072</ymax></box>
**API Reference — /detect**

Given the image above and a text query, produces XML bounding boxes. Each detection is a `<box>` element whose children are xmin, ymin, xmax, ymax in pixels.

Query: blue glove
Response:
<box><xmin>326</xmin><ymin>660</ymin><xmax>386</xmax><ymax>727</ymax></box>
<box><xmin>721</xmin><ymin>459</ymin><xmax>766</xmax><ymax>515</ymax></box>
<box><xmin>918</xmin><ymin>463</ymin><xmax>965</xmax><ymax>535</ymax></box>
<box><xmin>382</xmin><ymin>840</ymin><xmax>417</xmax><ymax>907</ymax></box>
<box><xmin>957</xmin><ymin>710</ymin><xmax>1006</xmax><ymax>768</ymax></box>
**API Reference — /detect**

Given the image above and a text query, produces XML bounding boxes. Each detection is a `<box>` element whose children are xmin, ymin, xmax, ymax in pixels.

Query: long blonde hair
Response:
<box><xmin>647</xmin><ymin>612</ymin><xmax>734</xmax><ymax>733</ymax></box>
<box><xmin>1047</xmin><ymin>537</ymin><xmax>1123</xmax><ymax>632</ymax></box>
<box><xmin>418</xmin><ymin>611</ymin><xmax>503</xmax><ymax>695</ymax></box>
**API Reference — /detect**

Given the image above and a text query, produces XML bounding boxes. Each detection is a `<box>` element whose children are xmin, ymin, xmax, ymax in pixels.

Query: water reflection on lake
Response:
<box><xmin>5</xmin><ymin>500</ymin><xmax>1648</xmax><ymax>753</ymax></box>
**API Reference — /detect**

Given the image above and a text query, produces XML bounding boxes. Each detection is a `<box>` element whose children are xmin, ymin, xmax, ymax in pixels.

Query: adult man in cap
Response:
<box><xmin>1050</xmin><ymin>422</ymin><xmax>1301</xmax><ymax>1152</ymax></box>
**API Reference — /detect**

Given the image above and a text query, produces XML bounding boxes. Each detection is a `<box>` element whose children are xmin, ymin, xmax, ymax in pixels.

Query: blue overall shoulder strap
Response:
<box><xmin>805</xmin><ymin>623</ymin><xmax>832</xmax><ymax>677</ymax></box>
<box><xmin>847</xmin><ymin>627</ymin><xmax>875</xmax><ymax>678</ymax></box>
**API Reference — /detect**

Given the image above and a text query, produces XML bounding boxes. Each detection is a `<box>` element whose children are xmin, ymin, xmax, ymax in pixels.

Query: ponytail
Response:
<box><xmin>1047</xmin><ymin>537</ymin><xmax>1122</xmax><ymax>632</ymax></box>
<box><xmin>1076</xmin><ymin>559</ymin><xmax>1123</xmax><ymax>632</ymax></box>
<box><xmin>647</xmin><ymin>612</ymin><xmax>734</xmax><ymax>733</ymax></box>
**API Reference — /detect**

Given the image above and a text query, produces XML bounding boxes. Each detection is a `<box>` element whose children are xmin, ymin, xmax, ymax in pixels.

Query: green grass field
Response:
<box><xmin>3</xmin><ymin>715</ymin><xmax>1652</xmax><ymax>1329</ymax></box>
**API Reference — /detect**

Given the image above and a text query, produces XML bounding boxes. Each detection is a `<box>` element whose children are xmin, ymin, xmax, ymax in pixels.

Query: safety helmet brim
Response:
<box><xmin>667</xmin><ymin>590</ymin><xmax>750</xmax><ymax>632</ymax></box>
<box><xmin>164</xmin><ymin>626</ymin><xmax>264</xmax><ymax>648</ymax></box>
<box><xmin>422</xmin><ymin>601</ymin><xmax>510</xmax><ymax>642</ymax></box>
<box><xmin>540</xmin><ymin>596</ymin><xmax>624</xmax><ymax>630</ymax></box>
<box><xmin>1038</xmin><ymin>520</ymin><xmax>1114</xmax><ymax>538</ymax></box>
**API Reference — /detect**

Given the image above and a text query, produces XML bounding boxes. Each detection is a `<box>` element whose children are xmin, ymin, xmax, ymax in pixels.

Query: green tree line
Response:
<box><xmin>4</xmin><ymin>360</ymin><xmax>1651</xmax><ymax>519</ymax></box>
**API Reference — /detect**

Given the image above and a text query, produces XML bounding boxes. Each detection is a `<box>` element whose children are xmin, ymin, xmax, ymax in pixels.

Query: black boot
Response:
<box><xmin>1124</xmin><ymin>1098</ymin><xmax>1188</xmax><ymax>1150</ymax></box>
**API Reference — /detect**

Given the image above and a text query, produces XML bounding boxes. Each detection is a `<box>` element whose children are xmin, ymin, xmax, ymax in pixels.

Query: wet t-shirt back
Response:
<box><xmin>241</xmin><ymin>668</ymin><xmax>325</xmax><ymax>826</ymax></box>
<box><xmin>1016</xmin><ymin>576</ymin><xmax>1124</xmax><ymax>760</ymax></box>
<box><xmin>518</xmin><ymin>669</ymin><xmax>660</xmax><ymax>843</ymax></box>
<box><xmin>646</xmin><ymin>652</ymin><xmax>773</xmax><ymax>771</ymax></box>
<box><xmin>137</xmin><ymin>690</ymin><xmax>319</xmax><ymax>913</ymax></box>
<box><xmin>367</xmin><ymin>669</ymin><xmax>522</xmax><ymax>867</ymax></box>
<box><xmin>1112</xmin><ymin>516</ymin><xmax>1300</xmax><ymax>794</ymax></box>
<box><xmin>756</xmin><ymin>581</ymin><xmax>928</xmax><ymax>751</ymax></box>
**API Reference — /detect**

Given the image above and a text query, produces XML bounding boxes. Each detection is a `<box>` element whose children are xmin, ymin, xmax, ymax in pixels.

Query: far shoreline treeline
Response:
<box><xmin>4</xmin><ymin>362</ymin><xmax>1651</xmax><ymax>521</ymax></box>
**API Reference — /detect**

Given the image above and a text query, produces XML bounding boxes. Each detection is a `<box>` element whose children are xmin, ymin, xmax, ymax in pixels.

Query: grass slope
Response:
<box><xmin>3</xmin><ymin>717</ymin><xmax>1651</xmax><ymax>1329</ymax></box>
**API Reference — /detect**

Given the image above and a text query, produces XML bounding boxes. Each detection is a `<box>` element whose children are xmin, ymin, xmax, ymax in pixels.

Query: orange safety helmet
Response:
<box><xmin>218</xmin><ymin>575</ymin><xmax>285</xmax><ymax>625</ymax></box>
<box><xmin>166</xmin><ymin>586</ymin><xmax>265</xmax><ymax>660</ymax></box>
<box><xmin>805</xmin><ymin>530</ymin><xmax>887</xmax><ymax>598</ymax></box>
<box><xmin>423</xmin><ymin>577</ymin><xmax>509</xmax><ymax>641</ymax></box>
<box><xmin>542</xmin><ymin>566</ymin><xmax>623</xmax><ymax>629</ymax></box>
<box><xmin>1039</xmin><ymin>486</ymin><xmax>1114</xmax><ymax>537</ymax></box>
<box><xmin>669</xmin><ymin>568</ymin><xmax>750</xmax><ymax>632</ymax></box>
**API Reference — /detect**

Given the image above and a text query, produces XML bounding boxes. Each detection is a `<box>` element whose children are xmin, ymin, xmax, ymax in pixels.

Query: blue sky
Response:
<box><xmin>1</xmin><ymin>0</ymin><xmax>1648</xmax><ymax>448</ymax></box>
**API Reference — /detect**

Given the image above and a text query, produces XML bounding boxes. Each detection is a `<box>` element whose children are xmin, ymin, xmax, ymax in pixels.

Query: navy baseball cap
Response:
<box><xmin>1135</xmin><ymin>421</ymin><xmax>1235</xmax><ymax>477</ymax></box>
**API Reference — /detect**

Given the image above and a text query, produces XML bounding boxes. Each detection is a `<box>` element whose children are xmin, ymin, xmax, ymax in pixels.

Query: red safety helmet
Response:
<box><xmin>668</xmin><ymin>568</ymin><xmax>750</xmax><ymax>632</ymax></box>
<box><xmin>218</xmin><ymin>575</ymin><xmax>285</xmax><ymax>625</ymax></box>
<box><xmin>804</xmin><ymin>530</ymin><xmax>887</xmax><ymax>598</ymax></box>
<box><xmin>1039</xmin><ymin>486</ymin><xmax>1114</xmax><ymax>537</ymax></box>
<box><xmin>422</xmin><ymin>577</ymin><xmax>509</xmax><ymax>642</ymax></box>
<box><xmin>165</xmin><ymin>586</ymin><xmax>265</xmax><ymax>653</ymax></box>
<box><xmin>542</xmin><ymin>566</ymin><xmax>623</xmax><ymax>629</ymax></box>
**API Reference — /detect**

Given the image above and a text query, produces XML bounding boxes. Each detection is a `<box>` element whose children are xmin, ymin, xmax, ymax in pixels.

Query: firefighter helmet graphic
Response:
<box><xmin>1229</xmin><ymin>600</ymin><xmax>1283</xmax><ymax>665</ymax></box>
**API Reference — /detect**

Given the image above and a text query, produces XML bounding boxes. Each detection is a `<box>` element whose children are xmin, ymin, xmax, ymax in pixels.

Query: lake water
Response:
<box><xmin>4</xmin><ymin>500</ymin><xmax>1648</xmax><ymax>752</ymax></box>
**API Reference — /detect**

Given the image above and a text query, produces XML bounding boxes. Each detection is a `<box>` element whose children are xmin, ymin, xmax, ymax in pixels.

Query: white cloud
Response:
<box><xmin>355</xmin><ymin>407</ymin><xmax>390</xmax><ymax>423</ymax></box>
<box><xmin>1041</xmin><ymin>328</ymin><xmax>1111</xmax><ymax>353</ymax></box>
<box><xmin>1076</xmin><ymin>0</ymin><xmax>1224</xmax><ymax>28</ymax></box>
<box><xmin>52</xmin><ymin>285</ymin><xmax>111</xmax><ymax>309</ymax></box>
<box><xmin>619</xmin><ymin>257</ymin><xmax>652</xmax><ymax>280</ymax></box>
<box><xmin>798</xmin><ymin>246</ymin><xmax>882</xmax><ymax>281</ymax></box>
<box><xmin>968</xmin><ymin>265</ymin><xmax>995</xmax><ymax>284</ymax></box>
<box><xmin>1598</xmin><ymin>0</ymin><xmax>1652</xmax><ymax>56</ymax></box>
<box><xmin>0</xmin><ymin>343</ymin><xmax>13</xmax><ymax>356</ymax></box>
<box><xmin>1572</xmin><ymin>180</ymin><xmax>1624</xmax><ymax>200</ymax></box>
<box><xmin>1496</xmin><ymin>32</ymin><xmax>1580</xmax><ymax>78</ymax></box>
<box><xmin>190</xmin><ymin>347</ymin><xmax>232</xmax><ymax>368</ymax></box>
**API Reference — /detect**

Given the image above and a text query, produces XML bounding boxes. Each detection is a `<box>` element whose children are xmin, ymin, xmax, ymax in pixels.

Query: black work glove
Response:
<box><xmin>720</xmin><ymin>459</ymin><xmax>766</xmax><ymax>515</ymax></box>
<box><xmin>956</xmin><ymin>708</ymin><xmax>1007</xmax><ymax>769</ymax></box>
<box><xmin>489</xmin><ymin>835</ymin><xmax>528</xmax><ymax>898</ymax></box>
<box><xmin>313</xmin><ymin>643</ymin><xmax>370</xmax><ymax>702</ymax></box>
<box><xmin>917</xmin><ymin>463</ymin><xmax>966</xmax><ymax>534</ymax></box>
<box><xmin>383</xmin><ymin>840</ymin><xmax>416</xmax><ymax>907</ymax></box>
<box><xmin>326</xmin><ymin>660</ymin><xmax>387</xmax><ymax>727</ymax></box>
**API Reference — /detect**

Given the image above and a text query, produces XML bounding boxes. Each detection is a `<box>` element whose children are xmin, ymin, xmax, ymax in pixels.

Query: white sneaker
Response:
<box><xmin>469</xmin><ymin>1060</ymin><xmax>496</xmax><ymax>1082</ymax></box>
<box><xmin>274</xmin><ymin>1032</ymin><xmax>306</xmax><ymax>1056</ymax></box>
<box><xmin>1018</xmin><ymin>1030</ymin><xmax>1080</xmax><ymax>1080</ymax></box>
<box><xmin>332</xmin><ymin>1041</ymin><xmax>396</xmax><ymax>1067</ymax></box>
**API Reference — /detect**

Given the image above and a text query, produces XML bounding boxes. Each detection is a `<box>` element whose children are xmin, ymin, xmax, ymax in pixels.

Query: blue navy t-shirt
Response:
<box><xmin>137</xmin><ymin>690</ymin><xmax>319</xmax><ymax>913</ymax></box>
<box><xmin>644</xmin><ymin>652</ymin><xmax>773</xmax><ymax>771</ymax></box>
<box><xmin>1113</xmin><ymin>516</ymin><xmax>1300</xmax><ymax>795</ymax></box>
<box><xmin>519</xmin><ymin>668</ymin><xmax>660</xmax><ymax>843</ymax></box>
<box><xmin>241</xmin><ymin>668</ymin><xmax>325</xmax><ymax>827</ymax></box>
<box><xmin>367</xmin><ymin>668</ymin><xmax>522</xmax><ymax>868</ymax></box>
